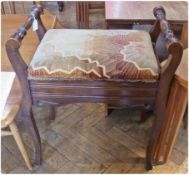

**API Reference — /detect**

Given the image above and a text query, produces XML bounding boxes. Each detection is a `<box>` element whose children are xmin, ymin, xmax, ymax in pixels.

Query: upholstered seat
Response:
<box><xmin>28</xmin><ymin>29</ymin><xmax>159</xmax><ymax>81</ymax></box>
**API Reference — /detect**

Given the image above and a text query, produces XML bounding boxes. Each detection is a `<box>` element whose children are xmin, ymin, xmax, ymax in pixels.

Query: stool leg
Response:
<box><xmin>104</xmin><ymin>104</ymin><xmax>114</xmax><ymax>117</ymax></box>
<box><xmin>21</xmin><ymin>102</ymin><xmax>41</xmax><ymax>165</ymax></box>
<box><xmin>146</xmin><ymin>104</ymin><xmax>167</xmax><ymax>170</ymax></box>
<box><xmin>140</xmin><ymin>109</ymin><xmax>148</xmax><ymax>123</ymax></box>
<box><xmin>9</xmin><ymin>121</ymin><xmax>32</xmax><ymax>170</ymax></box>
<box><xmin>49</xmin><ymin>106</ymin><xmax>56</xmax><ymax>121</ymax></box>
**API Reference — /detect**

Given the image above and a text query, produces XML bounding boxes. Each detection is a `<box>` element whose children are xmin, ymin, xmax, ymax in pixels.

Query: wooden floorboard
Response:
<box><xmin>2</xmin><ymin>103</ymin><xmax>188</xmax><ymax>173</ymax></box>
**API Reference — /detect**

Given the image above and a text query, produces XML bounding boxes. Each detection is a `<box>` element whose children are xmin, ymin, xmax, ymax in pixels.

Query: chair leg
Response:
<box><xmin>9</xmin><ymin>121</ymin><xmax>32</xmax><ymax>170</ymax></box>
<box><xmin>21</xmin><ymin>102</ymin><xmax>41</xmax><ymax>165</ymax></box>
<box><xmin>49</xmin><ymin>106</ymin><xmax>56</xmax><ymax>121</ymax></box>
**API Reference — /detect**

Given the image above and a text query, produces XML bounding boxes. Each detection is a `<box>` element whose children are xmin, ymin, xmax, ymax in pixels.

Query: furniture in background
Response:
<box><xmin>76</xmin><ymin>1</ymin><xmax>104</xmax><ymax>28</ymax></box>
<box><xmin>153</xmin><ymin>48</ymin><xmax>188</xmax><ymax>163</ymax></box>
<box><xmin>1</xmin><ymin>1</ymin><xmax>34</xmax><ymax>14</ymax></box>
<box><xmin>1</xmin><ymin>1</ymin><xmax>16</xmax><ymax>14</ymax></box>
<box><xmin>1</xmin><ymin>10</ymin><xmax>62</xmax><ymax>72</ymax></box>
<box><xmin>105</xmin><ymin>2</ymin><xmax>187</xmax><ymax>36</ymax></box>
<box><xmin>1</xmin><ymin>1</ymin><xmax>63</xmax><ymax>14</ymax></box>
<box><xmin>6</xmin><ymin>5</ymin><xmax>183</xmax><ymax>170</ymax></box>
<box><xmin>1</xmin><ymin>72</ymin><xmax>32</xmax><ymax>170</ymax></box>
<box><xmin>57</xmin><ymin>1</ymin><xmax>64</xmax><ymax>12</ymax></box>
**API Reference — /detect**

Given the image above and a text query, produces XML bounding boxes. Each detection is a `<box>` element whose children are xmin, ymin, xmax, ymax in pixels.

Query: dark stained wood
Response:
<box><xmin>105</xmin><ymin>2</ymin><xmax>188</xmax><ymax>24</ymax></box>
<box><xmin>57</xmin><ymin>2</ymin><xmax>64</xmax><ymax>12</ymax></box>
<box><xmin>30</xmin><ymin>81</ymin><xmax>158</xmax><ymax>97</ymax></box>
<box><xmin>5</xmin><ymin>5</ymin><xmax>183</xmax><ymax>170</ymax></box>
<box><xmin>5</xmin><ymin>5</ymin><xmax>46</xmax><ymax>165</ymax></box>
<box><xmin>48</xmin><ymin>106</ymin><xmax>56</xmax><ymax>121</ymax></box>
<box><xmin>146</xmin><ymin>6</ymin><xmax>183</xmax><ymax>170</ymax></box>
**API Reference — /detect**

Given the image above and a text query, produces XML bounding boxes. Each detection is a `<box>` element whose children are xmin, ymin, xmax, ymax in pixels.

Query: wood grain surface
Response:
<box><xmin>105</xmin><ymin>1</ymin><xmax>188</xmax><ymax>23</ymax></box>
<box><xmin>175</xmin><ymin>48</ymin><xmax>188</xmax><ymax>88</ymax></box>
<box><xmin>1</xmin><ymin>13</ymin><xmax>62</xmax><ymax>72</ymax></box>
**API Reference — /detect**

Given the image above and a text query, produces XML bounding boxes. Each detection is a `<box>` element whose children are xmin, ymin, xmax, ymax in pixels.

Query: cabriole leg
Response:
<box><xmin>20</xmin><ymin>101</ymin><xmax>41</xmax><ymax>165</ymax></box>
<box><xmin>146</xmin><ymin>104</ymin><xmax>167</xmax><ymax>170</ymax></box>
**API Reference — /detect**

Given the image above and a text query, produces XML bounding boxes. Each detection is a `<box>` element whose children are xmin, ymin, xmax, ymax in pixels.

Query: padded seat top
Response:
<box><xmin>28</xmin><ymin>29</ymin><xmax>159</xmax><ymax>82</ymax></box>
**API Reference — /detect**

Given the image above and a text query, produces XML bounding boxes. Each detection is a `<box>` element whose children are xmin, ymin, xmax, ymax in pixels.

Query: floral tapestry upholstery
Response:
<box><xmin>28</xmin><ymin>29</ymin><xmax>159</xmax><ymax>81</ymax></box>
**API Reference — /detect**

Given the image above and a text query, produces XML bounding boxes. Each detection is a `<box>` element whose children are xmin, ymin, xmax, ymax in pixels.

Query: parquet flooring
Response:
<box><xmin>1</xmin><ymin>1</ymin><xmax>188</xmax><ymax>174</ymax></box>
<box><xmin>1</xmin><ymin>99</ymin><xmax>188</xmax><ymax>173</ymax></box>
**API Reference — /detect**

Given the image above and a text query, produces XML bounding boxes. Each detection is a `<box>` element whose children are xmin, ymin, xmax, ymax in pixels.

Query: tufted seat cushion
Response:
<box><xmin>28</xmin><ymin>29</ymin><xmax>159</xmax><ymax>82</ymax></box>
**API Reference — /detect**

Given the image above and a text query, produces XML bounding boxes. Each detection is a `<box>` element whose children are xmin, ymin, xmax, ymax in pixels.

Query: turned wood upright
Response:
<box><xmin>6</xmin><ymin>5</ymin><xmax>183</xmax><ymax>170</ymax></box>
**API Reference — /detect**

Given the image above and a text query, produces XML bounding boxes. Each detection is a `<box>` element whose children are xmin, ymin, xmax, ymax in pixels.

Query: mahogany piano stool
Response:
<box><xmin>6</xmin><ymin>5</ymin><xmax>184</xmax><ymax>170</ymax></box>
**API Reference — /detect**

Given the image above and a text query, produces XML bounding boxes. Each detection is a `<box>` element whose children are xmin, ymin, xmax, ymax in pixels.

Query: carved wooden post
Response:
<box><xmin>5</xmin><ymin>5</ymin><xmax>46</xmax><ymax>165</ymax></box>
<box><xmin>146</xmin><ymin>6</ymin><xmax>183</xmax><ymax>170</ymax></box>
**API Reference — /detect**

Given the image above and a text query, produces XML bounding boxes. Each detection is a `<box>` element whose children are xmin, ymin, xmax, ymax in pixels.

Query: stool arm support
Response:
<box><xmin>153</xmin><ymin>6</ymin><xmax>183</xmax><ymax>113</ymax></box>
<box><xmin>150</xmin><ymin>6</ymin><xmax>181</xmax><ymax>46</ymax></box>
<box><xmin>5</xmin><ymin>4</ymin><xmax>47</xmax><ymax>106</ymax></box>
<box><xmin>6</xmin><ymin>4</ymin><xmax>46</xmax><ymax>50</ymax></box>
<box><xmin>147</xmin><ymin>6</ymin><xmax>183</xmax><ymax>170</ymax></box>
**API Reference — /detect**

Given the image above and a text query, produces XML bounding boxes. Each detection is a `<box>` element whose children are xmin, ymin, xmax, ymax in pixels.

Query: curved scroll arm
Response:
<box><xmin>5</xmin><ymin>4</ymin><xmax>47</xmax><ymax>104</ymax></box>
<box><xmin>5</xmin><ymin>5</ymin><xmax>46</xmax><ymax>165</ymax></box>
<box><xmin>147</xmin><ymin>6</ymin><xmax>183</xmax><ymax>170</ymax></box>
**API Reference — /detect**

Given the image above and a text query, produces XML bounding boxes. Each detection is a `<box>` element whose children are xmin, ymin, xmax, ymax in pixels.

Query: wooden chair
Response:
<box><xmin>1</xmin><ymin>72</ymin><xmax>32</xmax><ymax>170</ymax></box>
<box><xmin>5</xmin><ymin>5</ymin><xmax>183</xmax><ymax>170</ymax></box>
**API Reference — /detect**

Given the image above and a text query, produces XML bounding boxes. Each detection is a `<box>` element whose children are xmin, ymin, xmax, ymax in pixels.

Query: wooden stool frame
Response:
<box><xmin>5</xmin><ymin>5</ymin><xmax>183</xmax><ymax>170</ymax></box>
